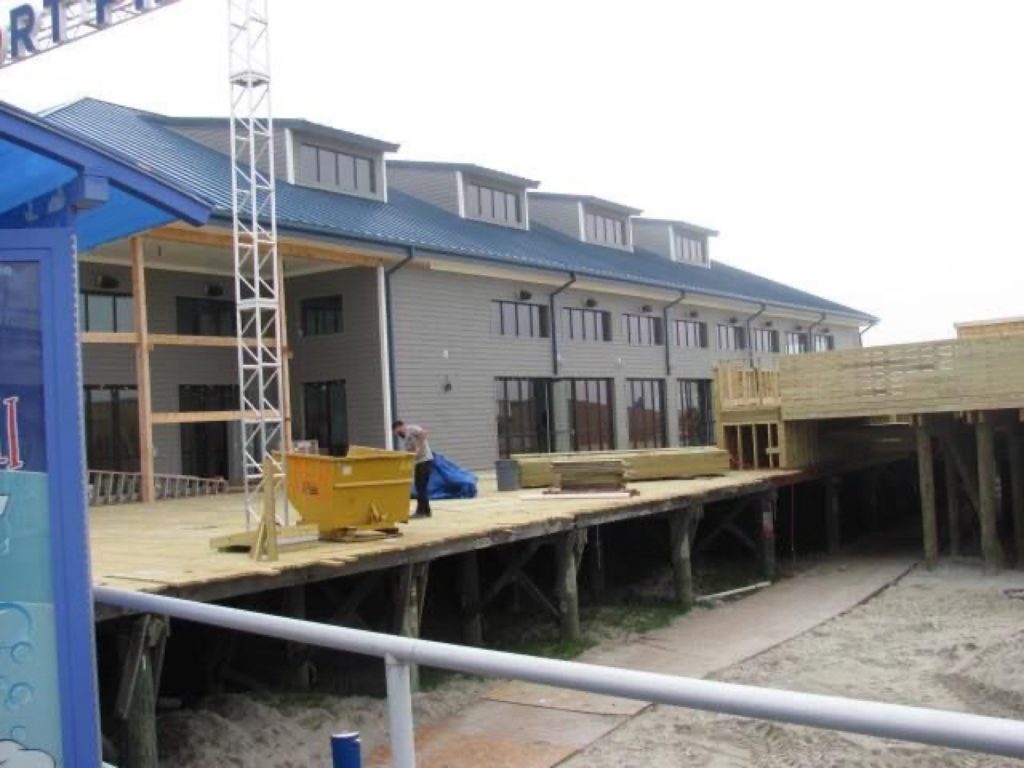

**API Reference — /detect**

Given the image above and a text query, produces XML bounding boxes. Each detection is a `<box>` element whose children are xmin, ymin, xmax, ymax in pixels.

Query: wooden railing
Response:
<box><xmin>779</xmin><ymin>335</ymin><xmax>1024</xmax><ymax>420</ymax></box>
<box><xmin>715</xmin><ymin>363</ymin><xmax>781</xmax><ymax>411</ymax></box>
<box><xmin>89</xmin><ymin>470</ymin><xmax>230</xmax><ymax>506</ymax></box>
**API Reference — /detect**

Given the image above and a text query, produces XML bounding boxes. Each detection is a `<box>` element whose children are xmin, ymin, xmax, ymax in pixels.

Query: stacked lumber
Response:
<box><xmin>514</xmin><ymin>447</ymin><xmax>730</xmax><ymax>489</ymax></box>
<box><xmin>551</xmin><ymin>459</ymin><xmax>626</xmax><ymax>492</ymax></box>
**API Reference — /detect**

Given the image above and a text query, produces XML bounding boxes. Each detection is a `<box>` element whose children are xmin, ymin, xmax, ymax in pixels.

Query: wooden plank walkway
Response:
<box><xmin>90</xmin><ymin>468</ymin><xmax>825</xmax><ymax>619</ymax></box>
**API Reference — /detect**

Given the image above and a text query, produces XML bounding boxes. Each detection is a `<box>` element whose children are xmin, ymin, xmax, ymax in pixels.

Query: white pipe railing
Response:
<box><xmin>94</xmin><ymin>586</ymin><xmax>1024</xmax><ymax>767</ymax></box>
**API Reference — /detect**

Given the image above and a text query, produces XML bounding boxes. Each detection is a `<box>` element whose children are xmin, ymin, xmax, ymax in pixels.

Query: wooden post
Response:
<box><xmin>276</xmin><ymin>248</ymin><xmax>294</xmax><ymax>453</ymax></box>
<box><xmin>116</xmin><ymin>615</ymin><xmax>167</xmax><ymax>768</ymax></box>
<box><xmin>760</xmin><ymin>491</ymin><xmax>778</xmax><ymax>580</ymax></box>
<box><xmin>864</xmin><ymin>470</ymin><xmax>880</xmax><ymax>532</ymax></box>
<box><xmin>977</xmin><ymin>420</ymin><xmax>1005</xmax><ymax>570</ymax></box>
<box><xmin>131</xmin><ymin>237</ymin><xmax>155</xmax><ymax>503</ymax></box>
<box><xmin>916</xmin><ymin>425</ymin><xmax>939</xmax><ymax>568</ymax></box>
<box><xmin>458</xmin><ymin>551</ymin><xmax>484</xmax><ymax>646</ymax></box>
<box><xmin>668</xmin><ymin>508</ymin><xmax>695</xmax><ymax>608</ymax></box>
<box><xmin>1009</xmin><ymin>426</ymin><xmax>1024</xmax><ymax>568</ymax></box>
<box><xmin>825</xmin><ymin>476</ymin><xmax>841</xmax><ymax>555</ymax></box>
<box><xmin>394</xmin><ymin>562</ymin><xmax>429</xmax><ymax>690</ymax></box>
<box><xmin>283</xmin><ymin>585</ymin><xmax>311</xmax><ymax>691</ymax></box>
<box><xmin>944</xmin><ymin>457</ymin><xmax>962</xmax><ymax>557</ymax></box>
<box><xmin>586</xmin><ymin>525</ymin><xmax>606</xmax><ymax>601</ymax></box>
<box><xmin>554</xmin><ymin>531</ymin><xmax>582</xmax><ymax>643</ymax></box>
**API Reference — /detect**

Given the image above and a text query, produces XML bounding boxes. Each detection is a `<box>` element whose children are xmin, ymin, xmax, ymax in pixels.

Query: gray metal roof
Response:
<box><xmin>43</xmin><ymin>98</ymin><xmax>876</xmax><ymax>323</ymax></box>
<box><xmin>157</xmin><ymin>115</ymin><xmax>400</xmax><ymax>153</ymax></box>
<box><xmin>389</xmin><ymin>160</ymin><xmax>540</xmax><ymax>189</ymax></box>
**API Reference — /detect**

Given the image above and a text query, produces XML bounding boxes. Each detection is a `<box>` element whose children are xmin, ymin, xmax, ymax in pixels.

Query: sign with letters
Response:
<box><xmin>0</xmin><ymin>0</ymin><xmax>178</xmax><ymax>68</ymax></box>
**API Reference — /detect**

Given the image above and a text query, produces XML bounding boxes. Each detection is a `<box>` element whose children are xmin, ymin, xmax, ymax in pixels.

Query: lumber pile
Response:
<box><xmin>552</xmin><ymin>459</ymin><xmax>626</xmax><ymax>492</ymax></box>
<box><xmin>514</xmin><ymin>447</ymin><xmax>730</xmax><ymax>489</ymax></box>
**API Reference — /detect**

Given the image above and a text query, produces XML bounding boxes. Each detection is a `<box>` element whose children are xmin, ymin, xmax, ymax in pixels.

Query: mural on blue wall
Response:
<box><xmin>0</xmin><ymin>262</ymin><xmax>60</xmax><ymax>766</ymax></box>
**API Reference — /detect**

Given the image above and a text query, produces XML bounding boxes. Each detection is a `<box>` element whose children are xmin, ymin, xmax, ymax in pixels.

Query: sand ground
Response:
<box><xmin>157</xmin><ymin>559</ymin><xmax>1024</xmax><ymax>766</ymax></box>
<box><xmin>564</xmin><ymin>561</ymin><xmax>1024</xmax><ymax>767</ymax></box>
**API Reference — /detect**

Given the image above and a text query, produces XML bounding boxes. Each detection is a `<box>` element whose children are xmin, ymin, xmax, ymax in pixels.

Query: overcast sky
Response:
<box><xmin>1</xmin><ymin>0</ymin><xmax>1020</xmax><ymax>344</ymax></box>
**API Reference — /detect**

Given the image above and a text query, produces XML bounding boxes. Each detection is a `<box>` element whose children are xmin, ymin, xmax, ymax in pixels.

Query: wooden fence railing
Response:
<box><xmin>715</xmin><ymin>363</ymin><xmax>781</xmax><ymax>411</ymax></box>
<box><xmin>88</xmin><ymin>470</ymin><xmax>230</xmax><ymax>506</ymax></box>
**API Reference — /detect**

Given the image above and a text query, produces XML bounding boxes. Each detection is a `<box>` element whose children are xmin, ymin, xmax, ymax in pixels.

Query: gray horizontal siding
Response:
<box><xmin>168</xmin><ymin>124</ymin><xmax>288</xmax><ymax>180</ymax></box>
<box><xmin>529</xmin><ymin>197</ymin><xmax>581</xmax><ymax>241</ymax></box>
<box><xmin>387</xmin><ymin>167</ymin><xmax>461</xmax><ymax>216</ymax></box>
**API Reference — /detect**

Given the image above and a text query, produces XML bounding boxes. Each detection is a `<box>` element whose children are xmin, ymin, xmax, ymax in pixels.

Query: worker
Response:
<box><xmin>393</xmin><ymin>420</ymin><xmax>434</xmax><ymax>518</ymax></box>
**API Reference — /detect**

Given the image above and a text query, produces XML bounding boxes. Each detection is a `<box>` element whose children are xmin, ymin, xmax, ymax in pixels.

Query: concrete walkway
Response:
<box><xmin>369</xmin><ymin>551</ymin><xmax>916</xmax><ymax>767</ymax></box>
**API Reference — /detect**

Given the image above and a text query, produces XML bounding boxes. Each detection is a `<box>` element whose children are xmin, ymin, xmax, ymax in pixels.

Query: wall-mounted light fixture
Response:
<box><xmin>728</xmin><ymin>316</ymin><xmax>739</xmax><ymax>325</ymax></box>
<box><xmin>765</xmin><ymin>320</ymin><xmax>774</xmax><ymax>328</ymax></box>
<box><xmin>443</xmin><ymin>375</ymin><xmax>453</xmax><ymax>393</ymax></box>
<box><xmin>205</xmin><ymin>283</ymin><xmax>225</xmax><ymax>298</ymax></box>
<box><xmin>518</xmin><ymin>289</ymin><xmax>533</xmax><ymax>301</ymax></box>
<box><xmin>822</xmin><ymin>327</ymin><xmax>831</xmax><ymax>334</ymax></box>
<box><xmin>688</xmin><ymin>310</ymin><xmax>700</xmax><ymax>319</ymax></box>
<box><xmin>94</xmin><ymin>274</ymin><xmax>120</xmax><ymax>290</ymax></box>
<box><xmin>585</xmin><ymin>298</ymin><xmax>599</xmax><ymax>308</ymax></box>
<box><xmin>641</xmin><ymin>304</ymin><xmax>653</xmax><ymax>314</ymax></box>
<box><xmin>795</xmin><ymin>324</ymin><xmax>804</xmax><ymax>331</ymax></box>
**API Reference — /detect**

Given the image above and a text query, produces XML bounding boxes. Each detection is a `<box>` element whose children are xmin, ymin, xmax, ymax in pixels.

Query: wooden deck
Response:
<box><xmin>91</xmin><ymin>469</ymin><xmax>815</xmax><ymax>618</ymax></box>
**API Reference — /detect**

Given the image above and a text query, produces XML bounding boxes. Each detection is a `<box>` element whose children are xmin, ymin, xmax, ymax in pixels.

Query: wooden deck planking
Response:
<box><xmin>90</xmin><ymin>469</ymin><xmax>808</xmax><ymax>617</ymax></box>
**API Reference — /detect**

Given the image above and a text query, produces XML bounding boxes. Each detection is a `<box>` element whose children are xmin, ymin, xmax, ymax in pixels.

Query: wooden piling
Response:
<box><xmin>458</xmin><ymin>551</ymin><xmax>484</xmax><ymax>646</ymax></box>
<box><xmin>283</xmin><ymin>585</ymin><xmax>311</xmax><ymax>691</ymax></box>
<box><xmin>916</xmin><ymin>425</ymin><xmax>939</xmax><ymax>568</ymax></box>
<box><xmin>825</xmin><ymin>476</ymin><xmax>841</xmax><ymax>555</ymax></box>
<box><xmin>760</xmin><ymin>492</ymin><xmax>778</xmax><ymax>580</ymax></box>
<box><xmin>394</xmin><ymin>562</ymin><xmax>430</xmax><ymax>690</ymax></box>
<box><xmin>977</xmin><ymin>420</ymin><xmax>1005</xmax><ymax>570</ymax></box>
<box><xmin>116</xmin><ymin>615</ymin><xmax>166</xmax><ymax>768</ymax></box>
<box><xmin>554</xmin><ymin>530</ymin><xmax>583</xmax><ymax>643</ymax></box>
<box><xmin>944</xmin><ymin>457</ymin><xmax>962</xmax><ymax>557</ymax></box>
<box><xmin>586</xmin><ymin>525</ymin><xmax>606</xmax><ymax>601</ymax></box>
<box><xmin>1009</xmin><ymin>426</ymin><xmax>1024</xmax><ymax>567</ymax></box>
<box><xmin>668</xmin><ymin>508</ymin><xmax>695</xmax><ymax>609</ymax></box>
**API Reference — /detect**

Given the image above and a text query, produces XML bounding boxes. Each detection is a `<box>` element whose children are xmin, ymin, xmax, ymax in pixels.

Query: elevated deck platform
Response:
<box><xmin>90</xmin><ymin>467</ymin><xmax>870</xmax><ymax>621</ymax></box>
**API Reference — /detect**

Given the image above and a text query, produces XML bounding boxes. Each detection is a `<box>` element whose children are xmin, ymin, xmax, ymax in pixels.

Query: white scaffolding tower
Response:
<box><xmin>227</xmin><ymin>0</ymin><xmax>288</xmax><ymax>527</ymax></box>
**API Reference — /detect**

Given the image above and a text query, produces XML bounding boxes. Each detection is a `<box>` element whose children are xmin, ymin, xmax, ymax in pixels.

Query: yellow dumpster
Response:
<box><xmin>286</xmin><ymin>446</ymin><xmax>415</xmax><ymax>537</ymax></box>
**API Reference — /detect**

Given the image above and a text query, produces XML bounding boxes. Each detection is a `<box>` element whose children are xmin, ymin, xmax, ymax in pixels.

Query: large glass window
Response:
<box><xmin>584</xmin><ymin>209</ymin><xmax>628</xmax><ymax>247</ymax></box>
<box><xmin>673</xmin><ymin>319</ymin><xmax>708</xmax><ymax>349</ymax></box>
<box><xmin>495</xmin><ymin>377</ymin><xmax>614</xmax><ymax>458</ymax></box>
<box><xmin>563</xmin><ymin>307</ymin><xmax>612</xmax><ymax>342</ymax></box>
<box><xmin>569</xmin><ymin>378</ymin><xmax>615</xmax><ymax>452</ymax></box>
<box><xmin>83</xmin><ymin>385</ymin><xmax>139</xmax><ymax>472</ymax></box>
<box><xmin>177</xmin><ymin>297</ymin><xmax>236</xmax><ymax>337</ymax></box>
<box><xmin>785</xmin><ymin>332</ymin><xmax>809</xmax><ymax>354</ymax></box>
<box><xmin>301</xmin><ymin>295</ymin><xmax>344</xmax><ymax>337</ymax></box>
<box><xmin>179</xmin><ymin>385</ymin><xmax>238</xmax><ymax>479</ymax></box>
<box><xmin>813</xmin><ymin>333</ymin><xmax>836</xmax><ymax>352</ymax></box>
<box><xmin>465</xmin><ymin>181</ymin><xmax>522</xmax><ymax>225</ymax></box>
<box><xmin>303</xmin><ymin>380</ymin><xmax>349</xmax><ymax>456</ymax></box>
<box><xmin>623</xmin><ymin>314</ymin><xmax>665</xmax><ymax>346</ymax></box>
<box><xmin>492</xmin><ymin>300</ymin><xmax>550</xmax><ymax>338</ymax></box>
<box><xmin>627</xmin><ymin>378</ymin><xmax>666</xmax><ymax>449</ymax></box>
<box><xmin>678</xmin><ymin>379</ymin><xmax>714</xmax><ymax>446</ymax></box>
<box><xmin>299</xmin><ymin>142</ymin><xmax>377</xmax><ymax>195</ymax></box>
<box><xmin>79</xmin><ymin>290</ymin><xmax>134</xmax><ymax>333</ymax></box>
<box><xmin>751</xmin><ymin>328</ymin><xmax>780</xmax><ymax>354</ymax></box>
<box><xmin>717</xmin><ymin>324</ymin><xmax>748</xmax><ymax>351</ymax></box>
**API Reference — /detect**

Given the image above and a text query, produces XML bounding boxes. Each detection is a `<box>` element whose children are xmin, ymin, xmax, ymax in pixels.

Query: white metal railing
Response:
<box><xmin>94</xmin><ymin>587</ymin><xmax>1024</xmax><ymax>767</ymax></box>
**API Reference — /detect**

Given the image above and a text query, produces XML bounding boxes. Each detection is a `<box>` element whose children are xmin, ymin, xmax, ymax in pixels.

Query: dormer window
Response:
<box><xmin>298</xmin><ymin>142</ymin><xmax>377</xmax><ymax>196</ymax></box>
<box><xmin>465</xmin><ymin>180</ymin><xmax>523</xmax><ymax>226</ymax></box>
<box><xmin>585</xmin><ymin>210</ymin><xmax>629</xmax><ymax>248</ymax></box>
<box><xmin>673</xmin><ymin>232</ymin><xmax>706</xmax><ymax>266</ymax></box>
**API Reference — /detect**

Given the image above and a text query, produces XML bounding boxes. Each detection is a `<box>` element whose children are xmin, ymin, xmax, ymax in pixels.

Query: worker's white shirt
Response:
<box><xmin>402</xmin><ymin>425</ymin><xmax>434</xmax><ymax>464</ymax></box>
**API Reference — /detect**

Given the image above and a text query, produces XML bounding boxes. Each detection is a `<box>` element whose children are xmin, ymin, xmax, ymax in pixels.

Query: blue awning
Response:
<box><xmin>0</xmin><ymin>101</ymin><xmax>211</xmax><ymax>249</ymax></box>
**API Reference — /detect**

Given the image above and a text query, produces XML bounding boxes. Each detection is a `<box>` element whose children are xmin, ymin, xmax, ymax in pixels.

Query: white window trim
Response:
<box><xmin>284</xmin><ymin>127</ymin><xmax>296</xmax><ymax>185</ymax></box>
<box><xmin>456</xmin><ymin>170</ymin><xmax>467</xmax><ymax>218</ymax></box>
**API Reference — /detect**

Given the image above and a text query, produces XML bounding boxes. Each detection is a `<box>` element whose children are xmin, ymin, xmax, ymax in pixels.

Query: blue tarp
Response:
<box><xmin>411</xmin><ymin>453</ymin><xmax>478</xmax><ymax>500</ymax></box>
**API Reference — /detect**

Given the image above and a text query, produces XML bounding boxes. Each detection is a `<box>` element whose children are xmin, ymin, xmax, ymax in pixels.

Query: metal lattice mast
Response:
<box><xmin>227</xmin><ymin>0</ymin><xmax>287</xmax><ymax>527</ymax></box>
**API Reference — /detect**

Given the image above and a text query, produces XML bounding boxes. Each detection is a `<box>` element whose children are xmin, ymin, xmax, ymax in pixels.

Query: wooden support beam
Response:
<box><xmin>325</xmin><ymin>572</ymin><xmax>383</xmax><ymax>627</ymax></box>
<box><xmin>668</xmin><ymin>508</ymin><xmax>695</xmax><ymax>609</ymax></box>
<box><xmin>282</xmin><ymin>585</ymin><xmax>312</xmax><ymax>692</ymax></box>
<box><xmin>151</xmin><ymin>409</ymin><xmax>279</xmax><ymax>425</ymax></box>
<box><xmin>760</xmin><ymin>491</ymin><xmax>778</xmax><ymax>580</ymax></box>
<box><xmin>826</xmin><ymin>476</ymin><xmax>842</xmax><ymax>555</ymax></box>
<box><xmin>458</xmin><ymin>552</ymin><xmax>484</xmax><ymax>646</ymax></box>
<box><xmin>916</xmin><ymin>426</ymin><xmax>939</xmax><ymax>568</ymax></box>
<box><xmin>695</xmin><ymin>497</ymin><xmax>756</xmax><ymax>554</ymax></box>
<box><xmin>944</xmin><ymin>457</ymin><xmax>962</xmax><ymax>557</ymax></box>
<box><xmin>131</xmin><ymin>237</ymin><xmax>156</xmax><ymax>503</ymax></box>
<box><xmin>80</xmin><ymin>331</ymin><xmax>140</xmax><ymax>344</ymax></box>
<box><xmin>115</xmin><ymin>615</ymin><xmax>167</xmax><ymax>768</ymax></box>
<box><xmin>394</xmin><ymin>562</ymin><xmax>430</xmax><ymax>690</ymax></box>
<box><xmin>554</xmin><ymin>530</ymin><xmax>583</xmax><ymax>643</ymax></box>
<box><xmin>938</xmin><ymin>426</ymin><xmax>980</xmax><ymax>513</ymax></box>
<box><xmin>1009</xmin><ymin>426</ymin><xmax>1024</xmax><ymax>567</ymax></box>
<box><xmin>585</xmin><ymin>525</ymin><xmax>606</xmax><ymax>601</ymax></box>
<box><xmin>479</xmin><ymin>539</ymin><xmax>545</xmax><ymax>611</ymax></box>
<box><xmin>977</xmin><ymin>420</ymin><xmax>1005</xmax><ymax>570</ymax></box>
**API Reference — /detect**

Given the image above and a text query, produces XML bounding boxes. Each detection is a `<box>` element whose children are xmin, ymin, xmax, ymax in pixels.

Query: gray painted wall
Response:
<box><xmin>527</xmin><ymin>197</ymin><xmax>582</xmax><ymax>241</ymax></box>
<box><xmin>387</xmin><ymin>166</ymin><xmax>462</xmax><ymax>215</ymax></box>
<box><xmin>167</xmin><ymin>124</ymin><xmax>289</xmax><ymax>181</ymax></box>
<box><xmin>633</xmin><ymin>221</ymin><xmax>673</xmax><ymax>259</ymax></box>
<box><xmin>286</xmin><ymin>267</ymin><xmax>387</xmax><ymax>450</ymax></box>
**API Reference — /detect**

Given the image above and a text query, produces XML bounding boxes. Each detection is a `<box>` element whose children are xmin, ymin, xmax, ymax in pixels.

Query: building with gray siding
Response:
<box><xmin>51</xmin><ymin>98</ymin><xmax>875</xmax><ymax>480</ymax></box>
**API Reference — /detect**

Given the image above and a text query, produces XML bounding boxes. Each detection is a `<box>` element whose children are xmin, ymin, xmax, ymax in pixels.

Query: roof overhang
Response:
<box><xmin>390</xmin><ymin>161</ymin><xmax>540</xmax><ymax>189</ymax></box>
<box><xmin>635</xmin><ymin>217</ymin><xmax>719</xmax><ymax>237</ymax></box>
<box><xmin>0</xmin><ymin>101</ymin><xmax>210</xmax><ymax>250</ymax></box>
<box><xmin>530</xmin><ymin>192</ymin><xmax>643</xmax><ymax>217</ymax></box>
